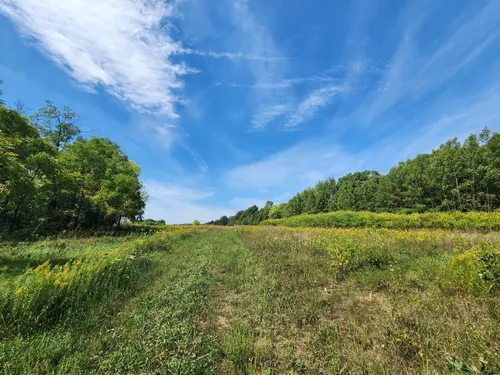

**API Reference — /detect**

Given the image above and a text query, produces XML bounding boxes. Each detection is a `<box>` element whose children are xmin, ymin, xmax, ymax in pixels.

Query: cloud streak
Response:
<box><xmin>286</xmin><ymin>85</ymin><xmax>345</xmax><ymax>128</ymax></box>
<box><xmin>143</xmin><ymin>180</ymin><xmax>268</xmax><ymax>223</ymax></box>
<box><xmin>225</xmin><ymin>139</ymin><xmax>360</xmax><ymax>191</ymax></box>
<box><xmin>355</xmin><ymin>1</ymin><xmax>500</xmax><ymax>127</ymax></box>
<box><xmin>229</xmin><ymin>0</ymin><xmax>294</xmax><ymax>130</ymax></box>
<box><xmin>0</xmin><ymin>0</ymin><xmax>195</xmax><ymax>118</ymax></box>
<box><xmin>176</xmin><ymin>47</ymin><xmax>283</xmax><ymax>61</ymax></box>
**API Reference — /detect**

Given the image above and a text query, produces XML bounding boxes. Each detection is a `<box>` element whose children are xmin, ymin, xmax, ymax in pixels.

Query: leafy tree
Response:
<box><xmin>0</xmin><ymin>92</ymin><xmax>146</xmax><ymax>235</ymax></box>
<box><xmin>217</xmin><ymin>215</ymin><xmax>229</xmax><ymax>226</ymax></box>
<box><xmin>0</xmin><ymin>80</ymin><xmax>4</xmax><ymax>107</ymax></box>
<box><xmin>269</xmin><ymin>203</ymin><xmax>287</xmax><ymax>219</ymax></box>
<box><xmin>224</xmin><ymin>128</ymin><xmax>500</xmax><ymax>224</ymax></box>
<box><xmin>60</xmin><ymin>137</ymin><xmax>145</xmax><ymax>229</ymax></box>
<box><xmin>315</xmin><ymin>178</ymin><xmax>336</xmax><ymax>212</ymax></box>
<box><xmin>30</xmin><ymin>100</ymin><xmax>80</xmax><ymax>150</ymax></box>
<box><xmin>330</xmin><ymin>171</ymin><xmax>381</xmax><ymax>211</ymax></box>
<box><xmin>0</xmin><ymin>107</ymin><xmax>57</xmax><ymax>232</ymax></box>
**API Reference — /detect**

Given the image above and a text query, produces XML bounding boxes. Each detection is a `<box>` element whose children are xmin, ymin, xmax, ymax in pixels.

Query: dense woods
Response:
<box><xmin>210</xmin><ymin>128</ymin><xmax>500</xmax><ymax>225</ymax></box>
<box><xmin>0</xmin><ymin>86</ymin><xmax>146</xmax><ymax>236</ymax></box>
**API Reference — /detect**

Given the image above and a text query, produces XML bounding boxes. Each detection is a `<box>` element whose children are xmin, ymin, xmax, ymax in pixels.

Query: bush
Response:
<box><xmin>0</xmin><ymin>246</ymin><xmax>150</xmax><ymax>335</ymax></box>
<box><xmin>261</xmin><ymin>211</ymin><xmax>500</xmax><ymax>230</ymax></box>
<box><xmin>440</xmin><ymin>248</ymin><xmax>500</xmax><ymax>296</ymax></box>
<box><xmin>133</xmin><ymin>229</ymin><xmax>196</xmax><ymax>255</ymax></box>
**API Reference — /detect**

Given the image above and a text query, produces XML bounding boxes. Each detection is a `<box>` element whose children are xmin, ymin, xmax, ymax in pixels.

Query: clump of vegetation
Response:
<box><xmin>222</xmin><ymin>323</ymin><xmax>255</xmax><ymax>373</ymax></box>
<box><xmin>0</xmin><ymin>245</ymin><xmax>150</xmax><ymax>336</ymax></box>
<box><xmin>440</xmin><ymin>248</ymin><xmax>500</xmax><ymax>296</ymax></box>
<box><xmin>261</xmin><ymin>210</ymin><xmax>500</xmax><ymax>230</ymax></box>
<box><xmin>0</xmin><ymin>102</ymin><xmax>146</xmax><ymax>238</ymax></box>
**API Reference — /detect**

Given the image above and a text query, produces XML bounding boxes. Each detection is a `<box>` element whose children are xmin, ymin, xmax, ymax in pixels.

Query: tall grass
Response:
<box><xmin>0</xmin><ymin>245</ymin><xmax>150</xmax><ymax>336</ymax></box>
<box><xmin>239</xmin><ymin>226</ymin><xmax>500</xmax><ymax>373</ymax></box>
<box><xmin>261</xmin><ymin>210</ymin><xmax>500</xmax><ymax>230</ymax></box>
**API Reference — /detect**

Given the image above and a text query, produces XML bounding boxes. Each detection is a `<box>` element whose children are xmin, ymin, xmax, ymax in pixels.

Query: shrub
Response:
<box><xmin>0</xmin><ymin>246</ymin><xmax>150</xmax><ymax>335</ymax></box>
<box><xmin>261</xmin><ymin>211</ymin><xmax>500</xmax><ymax>230</ymax></box>
<box><xmin>133</xmin><ymin>229</ymin><xmax>196</xmax><ymax>255</ymax></box>
<box><xmin>440</xmin><ymin>248</ymin><xmax>500</xmax><ymax>296</ymax></box>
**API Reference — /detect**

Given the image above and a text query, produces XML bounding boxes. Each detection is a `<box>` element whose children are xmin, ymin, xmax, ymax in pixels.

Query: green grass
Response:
<box><xmin>261</xmin><ymin>210</ymin><xmax>500</xmax><ymax>230</ymax></box>
<box><xmin>0</xmin><ymin>226</ymin><xmax>499</xmax><ymax>374</ymax></box>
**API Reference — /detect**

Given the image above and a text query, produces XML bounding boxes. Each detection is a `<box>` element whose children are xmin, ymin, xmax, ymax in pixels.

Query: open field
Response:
<box><xmin>1</xmin><ymin>226</ymin><xmax>499</xmax><ymax>374</ymax></box>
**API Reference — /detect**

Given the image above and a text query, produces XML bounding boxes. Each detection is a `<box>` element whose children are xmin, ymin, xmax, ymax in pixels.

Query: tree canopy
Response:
<box><xmin>0</xmin><ymin>97</ymin><xmax>146</xmax><ymax>236</ymax></box>
<box><xmin>210</xmin><ymin>128</ymin><xmax>500</xmax><ymax>226</ymax></box>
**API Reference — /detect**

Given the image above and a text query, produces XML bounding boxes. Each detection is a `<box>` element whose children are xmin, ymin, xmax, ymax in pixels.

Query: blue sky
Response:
<box><xmin>1</xmin><ymin>0</ymin><xmax>500</xmax><ymax>223</ymax></box>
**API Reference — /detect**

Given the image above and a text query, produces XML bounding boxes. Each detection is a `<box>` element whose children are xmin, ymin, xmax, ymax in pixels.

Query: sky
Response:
<box><xmin>1</xmin><ymin>0</ymin><xmax>500</xmax><ymax>223</ymax></box>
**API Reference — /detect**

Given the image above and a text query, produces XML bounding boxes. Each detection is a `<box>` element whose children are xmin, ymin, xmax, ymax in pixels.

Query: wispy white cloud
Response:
<box><xmin>0</xmin><ymin>0</ymin><xmax>193</xmax><ymax>118</ymax></box>
<box><xmin>251</xmin><ymin>104</ymin><xmax>290</xmax><ymax>130</ymax></box>
<box><xmin>143</xmin><ymin>180</ymin><xmax>230</xmax><ymax>224</ymax></box>
<box><xmin>143</xmin><ymin>180</ymin><xmax>269</xmax><ymax>223</ymax></box>
<box><xmin>226</xmin><ymin>74</ymin><xmax>500</xmax><ymax>194</ymax></box>
<box><xmin>285</xmin><ymin>85</ymin><xmax>345</xmax><ymax>128</ymax></box>
<box><xmin>144</xmin><ymin>180</ymin><xmax>213</xmax><ymax>201</ymax></box>
<box><xmin>225</xmin><ymin>139</ymin><xmax>361</xmax><ymax>191</ymax></box>
<box><xmin>229</xmin><ymin>0</ymin><xmax>294</xmax><ymax>130</ymax></box>
<box><xmin>185</xmin><ymin>146</ymin><xmax>209</xmax><ymax>173</ymax></box>
<box><xmin>230</xmin><ymin>75</ymin><xmax>338</xmax><ymax>90</ymax></box>
<box><xmin>176</xmin><ymin>47</ymin><xmax>283</xmax><ymax>61</ymax></box>
<box><xmin>356</xmin><ymin>1</ymin><xmax>500</xmax><ymax>127</ymax></box>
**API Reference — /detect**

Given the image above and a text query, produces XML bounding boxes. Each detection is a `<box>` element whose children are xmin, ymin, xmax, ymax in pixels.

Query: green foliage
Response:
<box><xmin>141</xmin><ymin>218</ymin><xmax>166</xmax><ymax>225</ymax></box>
<box><xmin>223</xmin><ymin>323</ymin><xmax>255</xmax><ymax>374</ymax></box>
<box><xmin>330</xmin><ymin>171</ymin><xmax>381</xmax><ymax>211</ymax></box>
<box><xmin>193</xmin><ymin>219</ymin><xmax>201</xmax><ymax>226</ymax></box>
<box><xmin>0</xmin><ymin>100</ymin><xmax>146</xmax><ymax>236</ymax></box>
<box><xmin>0</xmin><ymin>80</ymin><xmax>4</xmax><ymax>107</ymax></box>
<box><xmin>0</xmin><ymin>245</ymin><xmax>150</xmax><ymax>336</ymax></box>
<box><xmin>225</xmin><ymin>128</ymin><xmax>500</xmax><ymax>225</ymax></box>
<box><xmin>30</xmin><ymin>100</ymin><xmax>80</xmax><ymax>149</ymax></box>
<box><xmin>261</xmin><ymin>210</ymin><xmax>500</xmax><ymax>230</ymax></box>
<box><xmin>445</xmin><ymin>353</ymin><xmax>500</xmax><ymax>374</ymax></box>
<box><xmin>440</xmin><ymin>248</ymin><xmax>500</xmax><ymax>296</ymax></box>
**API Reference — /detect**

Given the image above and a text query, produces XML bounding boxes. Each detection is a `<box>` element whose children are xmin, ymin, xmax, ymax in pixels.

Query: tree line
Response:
<box><xmin>208</xmin><ymin>128</ymin><xmax>500</xmax><ymax>226</ymax></box>
<box><xmin>0</xmin><ymin>82</ymin><xmax>146</xmax><ymax>236</ymax></box>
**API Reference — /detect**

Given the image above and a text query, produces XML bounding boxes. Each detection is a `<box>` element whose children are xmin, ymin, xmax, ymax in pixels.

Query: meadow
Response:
<box><xmin>0</xmin><ymin>225</ymin><xmax>499</xmax><ymax>374</ymax></box>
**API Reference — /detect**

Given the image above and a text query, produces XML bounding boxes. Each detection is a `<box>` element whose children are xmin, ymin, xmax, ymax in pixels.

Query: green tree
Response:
<box><xmin>0</xmin><ymin>107</ymin><xmax>56</xmax><ymax>232</ymax></box>
<box><xmin>31</xmin><ymin>100</ymin><xmax>80</xmax><ymax>150</ymax></box>
<box><xmin>0</xmin><ymin>80</ymin><xmax>4</xmax><ymax>107</ymax></box>
<box><xmin>329</xmin><ymin>171</ymin><xmax>381</xmax><ymax>211</ymax></box>
<box><xmin>269</xmin><ymin>203</ymin><xmax>287</xmax><ymax>219</ymax></box>
<box><xmin>217</xmin><ymin>215</ymin><xmax>229</xmax><ymax>226</ymax></box>
<box><xmin>314</xmin><ymin>178</ymin><xmax>336</xmax><ymax>212</ymax></box>
<box><xmin>60</xmin><ymin>137</ymin><xmax>145</xmax><ymax>229</ymax></box>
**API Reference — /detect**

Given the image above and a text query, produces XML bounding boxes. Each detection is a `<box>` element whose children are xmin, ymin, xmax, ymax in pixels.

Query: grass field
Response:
<box><xmin>0</xmin><ymin>226</ymin><xmax>499</xmax><ymax>374</ymax></box>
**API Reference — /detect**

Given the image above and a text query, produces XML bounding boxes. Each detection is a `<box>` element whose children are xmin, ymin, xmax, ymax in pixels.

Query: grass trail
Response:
<box><xmin>1</xmin><ymin>230</ymin><xmax>244</xmax><ymax>374</ymax></box>
<box><xmin>1</xmin><ymin>229</ymin><xmax>499</xmax><ymax>374</ymax></box>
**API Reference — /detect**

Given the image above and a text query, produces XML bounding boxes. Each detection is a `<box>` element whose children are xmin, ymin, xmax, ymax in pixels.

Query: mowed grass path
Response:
<box><xmin>1</xmin><ymin>228</ymin><xmax>499</xmax><ymax>374</ymax></box>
